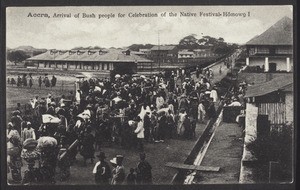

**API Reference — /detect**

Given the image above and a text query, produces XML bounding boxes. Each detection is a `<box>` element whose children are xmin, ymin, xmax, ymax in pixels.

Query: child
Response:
<box><xmin>126</xmin><ymin>168</ymin><xmax>136</xmax><ymax>185</ymax></box>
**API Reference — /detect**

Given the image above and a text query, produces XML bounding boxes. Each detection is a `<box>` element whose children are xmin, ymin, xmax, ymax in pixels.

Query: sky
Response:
<box><xmin>6</xmin><ymin>6</ymin><xmax>293</xmax><ymax>49</ymax></box>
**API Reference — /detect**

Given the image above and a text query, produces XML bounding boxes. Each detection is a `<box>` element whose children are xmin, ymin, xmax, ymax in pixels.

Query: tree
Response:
<box><xmin>128</xmin><ymin>44</ymin><xmax>154</xmax><ymax>51</ymax></box>
<box><xmin>178</xmin><ymin>34</ymin><xmax>200</xmax><ymax>49</ymax></box>
<box><xmin>7</xmin><ymin>50</ymin><xmax>30</xmax><ymax>65</ymax></box>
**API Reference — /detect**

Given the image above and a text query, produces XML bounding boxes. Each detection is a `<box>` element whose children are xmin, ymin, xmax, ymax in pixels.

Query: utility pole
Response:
<box><xmin>158</xmin><ymin>31</ymin><xmax>160</xmax><ymax>72</ymax></box>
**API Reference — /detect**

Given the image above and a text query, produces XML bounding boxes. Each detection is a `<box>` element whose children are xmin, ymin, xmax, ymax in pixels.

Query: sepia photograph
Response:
<box><xmin>4</xmin><ymin>5</ymin><xmax>294</xmax><ymax>186</ymax></box>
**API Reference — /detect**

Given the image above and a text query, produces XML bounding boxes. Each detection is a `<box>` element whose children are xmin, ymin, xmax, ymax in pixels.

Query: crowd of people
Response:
<box><xmin>7</xmin><ymin>74</ymin><xmax>57</xmax><ymax>88</ymax></box>
<box><xmin>7</xmin><ymin>64</ymin><xmax>245</xmax><ymax>185</ymax></box>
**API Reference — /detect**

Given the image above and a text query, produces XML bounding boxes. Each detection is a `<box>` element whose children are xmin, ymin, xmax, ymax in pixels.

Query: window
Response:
<box><xmin>256</xmin><ymin>47</ymin><xmax>269</xmax><ymax>54</ymax></box>
<box><xmin>249</xmin><ymin>47</ymin><xmax>270</xmax><ymax>55</ymax></box>
<box><xmin>275</xmin><ymin>47</ymin><xmax>293</xmax><ymax>54</ymax></box>
<box><xmin>249</xmin><ymin>48</ymin><xmax>256</xmax><ymax>55</ymax></box>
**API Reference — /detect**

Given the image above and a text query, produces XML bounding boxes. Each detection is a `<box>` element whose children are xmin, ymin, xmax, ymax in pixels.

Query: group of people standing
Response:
<box><xmin>92</xmin><ymin>152</ymin><xmax>152</xmax><ymax>185</ymax></box>
<box><xmin>7</xmin><ymin>74</ymin><xmax>57</xmax><ymax>88</ymax></box>
<box><xmin>7</xmin><ymin>64</ymin><xmax>226</xmax><ymax>185</ymax></box>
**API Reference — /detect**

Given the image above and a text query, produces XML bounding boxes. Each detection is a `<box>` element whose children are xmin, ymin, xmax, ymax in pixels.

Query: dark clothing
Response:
<box><xmin>22</xmin><ymin>76</ymin><xmax>27</xmax><ymax>86</ymax></box>
<box><xmin>143</xmin><ymin>114</ymin><xmax>151</xmax><ymax>141</ymax></box>
<box><xmin>44</xmin><ymin>77</ymin><xmax>50</xmax><ymax>87</ymax></box>
<box><xmin>29</xmin><ymin>78</ymin><xmax>33</xmax><ymax>88</ymax></box>
<box><xmin>17</xmin><ymin>77</ymin><xmax>21</xmax><ymax>87</ymax></box>
<box><xmin>80</xmin><ymin>133</ymin><xmax>95</xmax><ymax>159</ymax></box>
<box><xmin>95</xmin><ymin>161</ymin><xmax>112</xmax><ymax>184</ymax></box>
<box><xmin>38</xmin><ymin>77</ymin><xmax>42</xmax><ymax>88</ymax></box>
<box><xmin>183</xmin><ymin>117</ymin><xmax>191</xmax><ymax>139</ymax></box>
<box><xmin>126</xmin><ymin>173</ymin><xmax>137</xmax><ymax>185</ymax></box>
<box><xmin>207</xmin><ymin>102</ymin><xmax>216</xmax><ymax>119</ymax></box>
<box><xmin>51</xmin><ymin>76</ymin><xmax>57</xmax><ymax>87</ymax></box>
<box><xmin>136</xmin><ymin>160</ymin><xmax>152</xmax><ymax>184</ymax></box>
<box><xmin>158</xmin><ymin>115</ymin><xmax>167</xmax><ymax>140</ymax></box>
<box><xmin>9</xmin><ymin>154</ymin><xmax>22</xmax><ymax>183</ymax></box>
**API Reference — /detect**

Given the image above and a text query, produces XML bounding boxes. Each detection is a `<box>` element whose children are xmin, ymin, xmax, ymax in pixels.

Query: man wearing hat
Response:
<box><xmin>93</xmin><ymin>152</ymin><xmax>111</xmax><ymax>184</ymax></box>
<box><xmin>111</xmin><ymin>155</ymin><xmax>125</xmax><ymax>185</ymax></box>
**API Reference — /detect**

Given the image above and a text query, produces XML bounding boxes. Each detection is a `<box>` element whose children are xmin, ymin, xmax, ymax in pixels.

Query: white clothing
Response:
<box><xmin>75</xmin><ymin>91</ymin><xmax>81</xmax><ymax>103</ymax></box>
<box><xmin>156</xmin><ymin>96</ymin><xmax>165</xmax><ymax>110</ymax></box>
<box><xmin>138</xmin><ymin>106</ymin><xmax>151</xmax><ymax>120</ymax></box>
<box><xmin>228</xmin><ymin>101</ymin><xmax>242</xmax><ymax>107</ymax></box>
<box><xmin>134</xmin><ymin>121</ymin><xmax>144</xmax><ymax>139</ymax></box>
<box><xmin>93</xmin><ymin>161</ymin><xmax>101</xmax><ymax>174</ymax></box>
<box><xmin>210</xmin><ymin>89</ymin><xmax>218</xmax><ymax>102</ymax></box>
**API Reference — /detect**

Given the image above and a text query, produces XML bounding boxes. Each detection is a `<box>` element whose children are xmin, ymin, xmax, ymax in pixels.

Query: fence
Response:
<box><xmin>258</xmin><ymin>103</ymin><xmax>286</xmax><ymax>125</ymax></box>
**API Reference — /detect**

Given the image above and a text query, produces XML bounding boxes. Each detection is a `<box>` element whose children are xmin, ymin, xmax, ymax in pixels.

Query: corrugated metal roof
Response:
<box><xmin>27</xmin><ymin>49</ymin><xmax>153</xmax><ymax>63</ymax></box>
<box><xmin>244</xmin><ymin>75</ymin><xmax>293</xmax><ymax>98</ymax></box>
<box><xmin>246</xmin><ymin>16</ymin><xmax>292</xmax><ymax>45</ymax></box>
<box><xmin>151</xmin><ymin>45</ymin><xmax>177</xmax><ymax>51</ymax></box>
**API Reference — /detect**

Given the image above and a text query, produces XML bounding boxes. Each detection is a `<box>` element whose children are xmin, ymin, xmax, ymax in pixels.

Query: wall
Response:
<box><xmin>248</xmin><ymin>57</ymin><xmax>289</xmax><ymax>71</ymax></box>
<box><xmin>245</xmin><ymin>103</ymin><xmax>258</xmax><ymax>143</ymax></box>
<box><xmin>238</xmin><ymin>73</ymin><xmax>293</xmax><ymax>85</ymax></box>
<box><xmin>269</xmin><ymin>57</ymin><xmax>289</xmax><ymax>71</ymax></box>
<box><xmin>285</xmin><ymin>92</ymin><xmax>294</xmax><ymax>123</ymax></box>
<box><xmin>258</xmin><ymin>103</ymin><xmax>286</xmax><ymax>124</ymax></box>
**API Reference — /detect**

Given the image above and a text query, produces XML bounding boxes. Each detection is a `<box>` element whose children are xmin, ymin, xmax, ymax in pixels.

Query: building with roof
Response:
<box><xmin>139</xmin><ymin>49</ymin><xmax>151</xmax><ymax>55</ymax></box>
<box><xmin>178</xmin><ymin>50</ymin><xmax>194</xmax><ymax>59</ymax></box>
<box><xmin>244</xmin><ymin>75</ymin><xmax>293</xmax><ymax>133</ymax></box>
<box><xmin>149</xmin><ymin>45</ymin><xmax>178</xmax><ymax>63</ymax></box>
<box><xmin>193</xmin><ymin>48</ymin><xmax>218</xmax><ymax>58</ymax></box>
<box><xmin>25</xmin><ymin>49</ymin><xmax>153</xmax><ymax>74</ymax></box>
<box><xmin>245</xmin><ymin>16</ymin><xmax>293</xmax><ymax>72</ymax></box>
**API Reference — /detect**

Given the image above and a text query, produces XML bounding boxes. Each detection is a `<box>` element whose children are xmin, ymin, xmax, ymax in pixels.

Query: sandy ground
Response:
<box><xmin>193</xmin><ymin>122</ymin><xmax>243</xmax><ymax>184</ymax></box>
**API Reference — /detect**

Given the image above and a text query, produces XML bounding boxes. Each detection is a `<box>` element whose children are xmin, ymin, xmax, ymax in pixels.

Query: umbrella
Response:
<box><xmin>140</xmin><ymin>75</ymin><xmax>146</xmax><ymax>79</ymax></box>
<box><xmin>37</xmin><ymin>136</ymin><xmax>57</xmax><ymax>149</ymax></box>
<box><xmin>23</xmin><ymin>138</ymin><xmax>38</xmax><ymax>150</ymax></box>
<box><xmin>115</xmin><ymin>74</ymin><xmax>121</xmax><ymax>78</ymax></box>
<box><xmin>42</xmin><ymin>114</ymin><xmax>61</xmax><ymax>124</ymax></box>
<box><xmin>157</xmin><ymin>108</ymin><xmax>169</xmax><ymax>114</ymax></box>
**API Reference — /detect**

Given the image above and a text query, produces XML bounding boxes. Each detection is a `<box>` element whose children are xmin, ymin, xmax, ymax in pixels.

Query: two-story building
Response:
<box><xmin>193</xmin><ymin>48</ymin><xmax>218</xmax><ymax>58</ymax></box>
<box><xmin>245</xmin><ymin>16</ymin><xmax>293</xmax><ymax>72</ymax></box>
<box><xmin>149</xmin><ymin>45</ymin><xmax>178</xmax><ymax>64</ymax></box>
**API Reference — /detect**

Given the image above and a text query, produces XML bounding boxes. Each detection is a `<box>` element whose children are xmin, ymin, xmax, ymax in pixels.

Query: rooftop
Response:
<box><xmin>151</xmin><ymin>45</ymin><xmax>177</xmax><ymax>51</ymax></box>
<box><xmin>246</xmin><ymin>16</ymin><xmax>292</xmax><ymax>46</ymax></box>
<box><xmin>244</xmin><ymin>75</ymin><xmax>293</xmax><ymax>98</ymax></box>
<box><xmin>27</xmin><ymin>49</ymin><xmax>153</xmax><ymax>63</ymax></box>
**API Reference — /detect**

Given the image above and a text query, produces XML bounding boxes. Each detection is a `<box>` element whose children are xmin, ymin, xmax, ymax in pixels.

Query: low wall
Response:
<box><xmin>238</xmin><ymin>72</ymin><xmax>293</xmax><ymax>84</ymax></box>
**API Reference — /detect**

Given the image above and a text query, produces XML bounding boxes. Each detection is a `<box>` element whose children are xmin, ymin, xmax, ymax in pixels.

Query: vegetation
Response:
<box><xmin>128</xmin><ymin>44</ymin><xmax>154</xmax><ymax>51</ymax></box>
<box><xmin>178</xmin><ymin>34</ymin><xmax>238</xmax><ymax>55</ymax></box>
<box><xmin>7</xmin><ymin>47</ymin><xmax>46</xmax><ymax>65</ymax></box>
<box><xmin>7</xmin><ymin>50</ymin><xmax>31</xmax><ymax>65</ymax></box>
<box><xmin>246</xmin><ymin>122</ymin><xmax>293</xmax><ymax>182</ymax></box>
